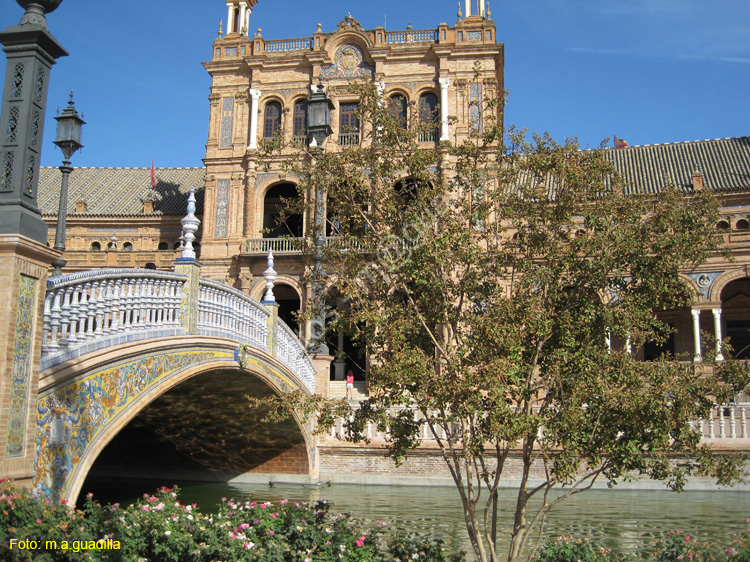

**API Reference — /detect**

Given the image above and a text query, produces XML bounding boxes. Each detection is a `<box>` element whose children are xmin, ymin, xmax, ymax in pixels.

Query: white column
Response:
<box><xmin>691</xmin><ymin>309</ymin><xmax>702</xmax><ymax>362</ymax></box>
<box><xmin>465</xmin><ymin>0</ymin><xmax>472</xmax><ymax>17</ymax></box>
<box><xmin>479</xmin><ymin>0</ymin><xmax>486</xmax><ymax>17</ymax></box>
<box><xmin>226</xmin><ymin>4</ymin><xmax>234</xmax><ymax>34</ymax></box>
<box><xmin>239</xmin><ymin>3</ymin><xmax>247</xmax><ymax>35</ymax></box>
<box><xmin>438</xmin><ymin>77</ymin><xmax>450</xmax><ymax>141</ymax></box>
<box><xmin>712</xmin><ymin>308</ymin><xmax>725</xmax><ymax>361</ymax></box>
<box><xmin>247</xmin><ymin>88</ymin><xmax>261</xmax><ymax>150</ymax></box>
<box><xmin>244</xmin><ymin>5</ymin><xmax>251</xmax><ymax>37</ymax></box>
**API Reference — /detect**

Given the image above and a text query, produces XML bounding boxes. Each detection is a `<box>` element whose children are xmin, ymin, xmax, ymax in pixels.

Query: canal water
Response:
<box><xmin>85</xmin><ymin>477</ymin><xmax>749</xmax><ymax>558</ymax></box>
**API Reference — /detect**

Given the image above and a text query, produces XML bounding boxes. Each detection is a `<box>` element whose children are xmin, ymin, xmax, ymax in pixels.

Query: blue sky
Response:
<box><xmin>1</xmin><ymin>0</ymin><xmax>748</xmax><ymax>168</ymax></box>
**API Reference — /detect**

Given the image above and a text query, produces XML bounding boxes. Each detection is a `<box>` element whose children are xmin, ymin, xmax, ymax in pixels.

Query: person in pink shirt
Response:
<box><xmin>346</xmin><ymin>370</ymin><xmax>354</xmax><ymax>399</ymax></box>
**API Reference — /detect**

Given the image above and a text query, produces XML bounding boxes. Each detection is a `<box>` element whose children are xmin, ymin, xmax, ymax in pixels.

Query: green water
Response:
<box><xmin>86</xmin><ymin>478</ymin><xmax>749</xmax><ymax>558</ymax></box>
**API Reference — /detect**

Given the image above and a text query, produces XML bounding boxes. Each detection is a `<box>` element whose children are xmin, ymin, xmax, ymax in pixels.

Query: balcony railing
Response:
<box><xmin>264</xmin><ymin>37</ymin><xmax>314</xmax><ymax>52</ymax></box>
<box><xmin>386</xmin><ymin>30</ymin><xmax>439</xmax><ymax>44</ymax></box>
<box><xmin>244</xmin><ymin>237</ymin><xmax>304</xmax><ymax>254</ymax></box>
<box><xmin>338</xmin><ymin>133</ymin><xmax>360</xmax><ymax>146</ymax></box>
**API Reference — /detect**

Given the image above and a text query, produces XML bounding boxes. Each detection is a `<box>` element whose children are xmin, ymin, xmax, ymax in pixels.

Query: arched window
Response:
<box><xmin>389</xmin><ymin>94</ymin><xmax>407</xmax><ymax>129</ymax></box>
<box><xmin>717</xmin><ymin>220</ymin><xmax>730</xmax><ymax>232</ymax></box>
<box><xmin>418</xmin><ymin>93</ymin><xmax>438</xmax><ymax>142</ymax></box>
<box><xmin>90</xmin><ymin>241</ymin><xmax>101</xmax><ymax>252</ymax></box>
<box><xmin>263</xmin><ymin>101</ymin><xmax>282</xmax><ymax>138</ymax></box>
<box><xmin>736</xmin><ymin>219</ymin><xmax>750</xmax><ymax>231</ymax></box>
<box><xmin>123</xmin><ymin>242</ymin><xmax>133</xmax><ymax>251</ymax></box>
<box><xmin>158</xmin><ymin>241</ymin><xmax>169</xmax><ymax>250</ymax></box>
<box><xmin>293</xmin><ymin>100</ymin><xmax>307</xmax><ymax>144</ymax></box>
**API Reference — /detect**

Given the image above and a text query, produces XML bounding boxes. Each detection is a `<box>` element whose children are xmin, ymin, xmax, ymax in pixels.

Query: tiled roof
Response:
<box><xmin>604</xmin><ymin>137</ymin><xmax>750</xmax><ymax>195</ymax></box>
<box><xmin>38</xmin><ymin>167</ymin><xmax>205</xmax><ymax>216</ymax></box>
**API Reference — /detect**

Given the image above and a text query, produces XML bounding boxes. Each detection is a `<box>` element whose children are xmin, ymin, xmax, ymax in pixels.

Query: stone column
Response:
<box><xmin>239</xmin><ymin>2</ymin><xmax>247</xmax><ymax>34</ymax></box>
<box><xmin>691</xmin><ymin>309</ymin><xmax>702</xmax><ymax>362</ymax></box>
<box><xmin>438</xmin><ymin>77</ymin><xmax>450</xmax><ymax>141</ymax></box>
<box><xmin>712</xmin><ymin>307</ymin><xmax>724</xmax><ymax>361</ymax></box>
<box><xmin>479</xmin><ymin>0</ymin><xmax>486</xmax><ymax>17</ymax></box>
<box><xmin>247</xmin><ymin>88</ymin><xmax>260</xmax><ymax>150</ymax></box>
<box><xmin>465</xmin><ymin>0</ymin><xmax>472</xmax><ymax>17</ymax></box>
<box><xmin>226</xmin><ymin>4</ymin><xmax>234</xmax><ymax>34</ymax></box>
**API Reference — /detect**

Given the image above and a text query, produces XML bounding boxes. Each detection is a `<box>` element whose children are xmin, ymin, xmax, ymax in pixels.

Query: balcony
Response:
<box><xmin>338</xmin><ymin>133</ymin><xmax>360</xmax><ymax>146</ymax></box>
<box><xmin>243</xmin><ymin>236</ymin><xmax>365</xmax><ymax>255</ymax></box>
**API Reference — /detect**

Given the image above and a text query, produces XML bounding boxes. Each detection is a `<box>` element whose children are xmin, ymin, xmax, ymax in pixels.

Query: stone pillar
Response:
<box><xmin>333</xmin><ymin>331</ymin><xmax>345</xmax><ymax>380</ymax></box>
<box><xmin>243</xmin><ymin>160</ymin><xmax>257</xmax><ymax>237</ymax></box>
<box><xmin>247</xmin><ymin>88</ymin><xmax>261</xmax><ymax>150</ymax></box>
<box><xmin>479</xmin><ymin>0</ymin><xmax>486</xmax><ymax>17</ymax></box>
<box><xmin>712</xmin><ymin>307</ymin><xmax>724</xmax><ymax>361</ymax></box>
<box><xmin>0</xmin><ymin>235</ymin><xmax>59</xmax><ymax>487</ymax></box>
<box><xmin>465</xmin><ymin>0</ymin><xmax>472</xmax><ymax>17</ymax></box>
<box><xmin>438</xmin><ymin>77</ymin><xmax>450</xmax><ymax>141</ymax></box>
<box><xmin>239</xmin><ymin>2</ymin><xmax>247</xmax><ymax>34</ymax></box>
<box><xmin>312</xmin><ymin>354</ymin><xmax>334</xmax><ymax>398</ymax></box>
<box><xmin>175</xmin><ymin>258</ymin><xmax>201</xmax><ymax>334</ymax></box>
<box><xmin>226</xmin><ymin>4</ymin><xmax>234</xmax><ymax>34</ymax></box>
<box><xmin>691</xmin><ymin>309</ymin><xmax>702</xmax><ymax>362</ymax></box>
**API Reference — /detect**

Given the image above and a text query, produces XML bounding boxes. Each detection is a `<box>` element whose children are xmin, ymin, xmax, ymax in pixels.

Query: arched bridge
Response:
<box><xmin>34</xmin><ymin>263</ymin><xmax>319</xmax><ymax>502</ymax></box>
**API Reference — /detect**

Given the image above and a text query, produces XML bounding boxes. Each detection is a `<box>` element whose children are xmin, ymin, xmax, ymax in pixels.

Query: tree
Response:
<box><xmin>257</xmin><ymin>81</ymin><xmax>749</xmax><ymax>562</ymax></box>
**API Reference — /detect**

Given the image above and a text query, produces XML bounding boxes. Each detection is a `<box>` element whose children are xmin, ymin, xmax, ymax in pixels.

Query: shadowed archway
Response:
<box><xmin>79</xmin><ymin>369</ymin><xmax>307</xmax><ymax>505</ymax></box>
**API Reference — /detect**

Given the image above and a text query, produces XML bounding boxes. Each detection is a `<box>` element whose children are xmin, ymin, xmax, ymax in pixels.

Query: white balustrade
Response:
<box><xmin>43</xmin><ymin>270</ymin><xmax>187</xmax><ymax>369</ymax></box>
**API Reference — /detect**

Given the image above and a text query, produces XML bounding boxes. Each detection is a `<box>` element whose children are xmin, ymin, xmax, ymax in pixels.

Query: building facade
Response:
<box><xmin>36</xmin><ymin>1</ymin><xmax>750</xmax><ymax>398</ymax></box>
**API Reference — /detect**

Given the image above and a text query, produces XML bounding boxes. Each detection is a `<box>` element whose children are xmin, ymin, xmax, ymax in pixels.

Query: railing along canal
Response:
<box><xmin>41</xmin><ymin>269</ymin><xmax>317</xmax><ymax>393</ymax></box>
<box><xmin>328</xmin><ymin>405</ymin><xmax>750</xmax><ymax>445</ymax></box>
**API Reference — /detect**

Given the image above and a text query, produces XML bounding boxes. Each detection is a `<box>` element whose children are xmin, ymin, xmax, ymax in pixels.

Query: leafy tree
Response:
<box><xmin>257</xmin><ymin>80</ymin><xmax>749</xmax><ymax>562</ymax></box>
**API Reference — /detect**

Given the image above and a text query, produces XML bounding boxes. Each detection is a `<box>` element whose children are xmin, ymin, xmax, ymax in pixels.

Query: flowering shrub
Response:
<box><xmin>653</xmin><ymin>522</ymin><xmax>750</xmax><ymax>562</ymax></box>
<box><xmin>533</xmin><ymin>535</ymin><xmax>629</xmax><ymax>562</ymax></box>
<box><xmin>0</xmin><ymin>480</ymin><xmax>463</xmax><ymax>561</ymax></box>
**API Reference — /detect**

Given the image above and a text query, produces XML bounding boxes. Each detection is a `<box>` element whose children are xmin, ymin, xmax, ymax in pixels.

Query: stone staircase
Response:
<box><xmin>327</xmin><ymin>380</ymin><xmax>368</xmax><ymax>400</ymax></box>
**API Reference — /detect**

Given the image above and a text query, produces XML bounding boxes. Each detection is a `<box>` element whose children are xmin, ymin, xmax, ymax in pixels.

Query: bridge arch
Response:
<box><xmin>34</xmin><ymin>336</ymin><xmax>316</xmax><ymax>504</ymax></box>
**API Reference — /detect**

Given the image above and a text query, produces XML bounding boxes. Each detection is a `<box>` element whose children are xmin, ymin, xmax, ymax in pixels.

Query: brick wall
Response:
<box><xmin>249</xmin><ymin>443</ymin><xmax>308</xmax><ymax>474</ymax></box>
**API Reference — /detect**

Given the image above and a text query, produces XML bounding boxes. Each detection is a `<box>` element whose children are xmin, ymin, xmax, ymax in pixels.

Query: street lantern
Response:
<box><xmin>306</xmin><ymin>83</ymin><xmax>333</xmax><ymax>147</ymax></box>
<box><xmin>51</xmin><ymin>91</ymin><xmax>85</xmax><ymax>276</ymax></box>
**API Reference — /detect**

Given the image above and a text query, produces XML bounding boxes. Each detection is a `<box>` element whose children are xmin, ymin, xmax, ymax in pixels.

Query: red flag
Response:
<box><xmin>150</xmin><ymin>160</ymin><xmax>156</xmax><ymax>187</ymax></box>
<box><xmin>614</xmin><ymin>136</ymin><xmax>630</xmax><ymax>149</ymax></box>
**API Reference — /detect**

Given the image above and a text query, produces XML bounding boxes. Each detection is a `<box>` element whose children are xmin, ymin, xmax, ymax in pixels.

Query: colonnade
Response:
<box><xmin>226</xmin><ymin>1</ymin><xmax>252</xmax><ymax>36</ymax></box>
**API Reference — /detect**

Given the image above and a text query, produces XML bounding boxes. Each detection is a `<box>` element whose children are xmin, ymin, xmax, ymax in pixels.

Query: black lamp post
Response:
<box><xmin>306</xmin><ymin>83</ymin><xmax>334</xmax><ymax>354</ymax></box>
<box><xmin>50</xmin><ymin>91</ymin><xmax>84</xmax><ymax>276</ymax></box>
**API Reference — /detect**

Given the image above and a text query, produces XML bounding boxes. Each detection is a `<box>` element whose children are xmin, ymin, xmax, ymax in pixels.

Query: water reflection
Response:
<box><xmin>128</xmin><ymin>481</ymin><xmax>747</xmax><ymax>558</ymax></box>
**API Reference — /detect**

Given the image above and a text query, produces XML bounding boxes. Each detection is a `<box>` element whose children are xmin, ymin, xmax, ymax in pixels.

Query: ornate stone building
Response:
<box><xmin>36</xmin><ymin>1</ymin><xmax>750</xmax><ymax>396</ymax></box>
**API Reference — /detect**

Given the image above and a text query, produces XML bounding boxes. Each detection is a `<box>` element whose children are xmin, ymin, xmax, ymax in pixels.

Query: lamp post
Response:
<box><xmin>306</xmin><ymin>83</ymin><xmax>334</xmax><ymax>354</ymax></box>
<box><xmin>0</xmin><ymin>0</ymin><xmax>68</xmax><ymax>243</ymax></box>
<box><xmin>50</xmin><ymin>91</ymin><xmax>84</xmax><ymax>276</ymax></box>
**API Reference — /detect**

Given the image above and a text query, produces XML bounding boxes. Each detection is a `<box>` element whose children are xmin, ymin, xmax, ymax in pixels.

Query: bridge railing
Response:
<box><xmin>197</xmin><ymin>279</ymin><xmax>270</xmax><ymax>351</ymax></box>
<box><xmin>42</xmin><ymin>270</ymin><xmax>318</xmax><ymax>394</ymax></box>
<box><xmin>276</xmin><ymin>320</ymin><xmax>317</xmax><ymax>392</ymax></box>
<box><xmin>42</xmin><ymin>270</ymin><xmax>187</xmax><ymax>370</ymax></box>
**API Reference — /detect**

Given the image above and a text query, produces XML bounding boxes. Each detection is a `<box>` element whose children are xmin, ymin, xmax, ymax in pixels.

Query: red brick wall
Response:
<box><xmin>249</xmin><ymin>443</ymin><xmax>309</xmax><ymax>474</ymax></box>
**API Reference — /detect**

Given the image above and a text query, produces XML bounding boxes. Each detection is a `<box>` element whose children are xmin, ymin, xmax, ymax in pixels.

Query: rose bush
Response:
<box><xmin>0</xmin><ymin>480</ymin><xmax>462</xmax><ymax>561</ymax></box>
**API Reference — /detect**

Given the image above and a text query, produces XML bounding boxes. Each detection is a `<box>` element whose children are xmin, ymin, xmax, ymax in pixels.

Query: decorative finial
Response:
<box><xmin>218</xmin><ymin>19</ymin><xmax>223</xmax><ymax>37</ymax></box>
<box><xmin>180</xmin><ymin>186</ymin><xmax>201</xmax><ymax>259</ymax></box>
<box><xmin>107</xmin><ymin>233</ymin><xmax>117</xmax><ymax>251</ymax></box>
<box><xmin>262</xmin><ymin>251</ymin><xmax>277</xmax><ymax>302</ymax></box>
<box><xmin>487</xmin><ymin>1</ymin><xmax>491</xmax><ymax>18</ymax></box>
<box><xmin>316</xmin><ymin>22</ymin><xmax>322</xmax><ymax>32</ymax></box>
<box><xmin>458</xmin><ymin>2</ymin><xmax>463</xmax><ymax>18</ymax></box>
